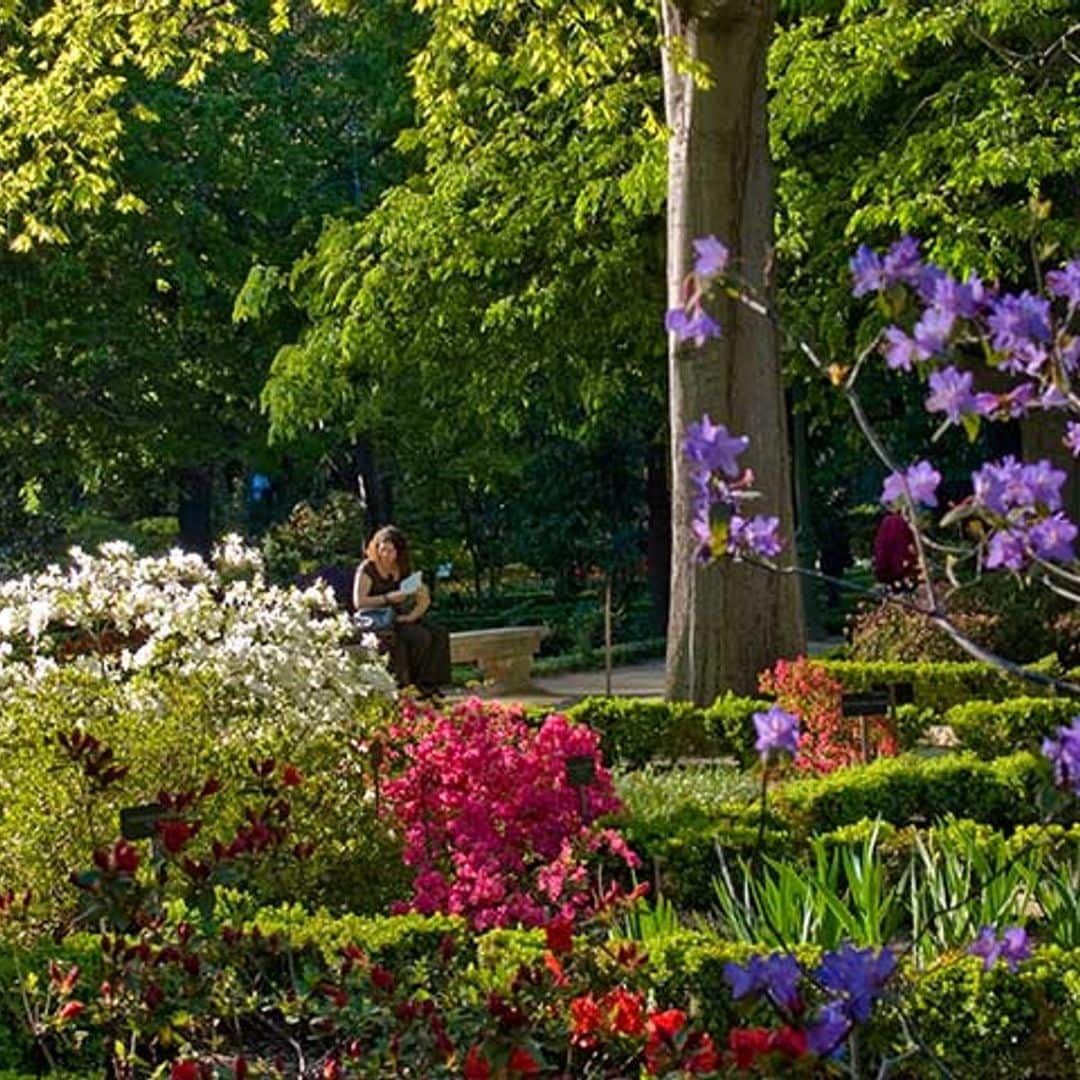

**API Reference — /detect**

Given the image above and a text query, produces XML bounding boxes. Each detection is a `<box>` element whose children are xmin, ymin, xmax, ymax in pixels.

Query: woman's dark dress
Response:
<box><xmin>356</xmin><ymin>559</ymin><xmax>451</xmax><ymax>691</ymax></box>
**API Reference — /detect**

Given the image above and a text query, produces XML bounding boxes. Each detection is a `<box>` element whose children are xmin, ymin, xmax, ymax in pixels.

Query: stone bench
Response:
<box><xmin>450</xmin><ymin>626</ymin><xmax>548</xmax><ymax>692</ymax></box>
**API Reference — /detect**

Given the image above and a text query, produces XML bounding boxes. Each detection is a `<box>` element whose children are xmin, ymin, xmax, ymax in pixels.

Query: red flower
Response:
<box><xmin>685</xmin><ymin>1031</ymin><xmax>719</xmax><ymax>1073</ymax></box>
<box><xmin>603</xmin><ymin>987</ymin><xmax>646</xmax><ymax>1037</ymax></box>
<box><xmin>57</xmin><ymin>1000</ymin><xmax>85</xmax><ymax>1022</ymax></box>
<box><xmin>281</xmin><ymin>763</ymin><xmax>304</xmax><ymax>787</ymax></box>
<box><xmin>570</xmin><ymin>993</ymin><xmax>603</xmax><ymax>1047</ymax></box>
<box><xmin>370</xmin><ymin>964</ymin><xmax>395</xmax><ymax>992</ymax></box>
<box><xmin>157</xmin><ymin>819</ymin><xmax>193</xmax><ymax>855</ymax></box>
<box><xmin>232</xmin><ymin>1057</ymin><xmax>248</xmax><ymax>1080</ymax></box>
<box><xmin>113</xmin><ymin>840</ymin><xmax>140</xmax><ymax>875</ymax></box>
<box><xmin>508</xmin><ymin>1046</ymin><xmax>541</xmax><ymax>1076</ymax></box>
<box><xmin>728</xmin><ymin>1027</ymin><xmax>772</xmax><ymax>1071</ymax></box>
<box><xmin>771</xmin><ymin>1025</ymin><xmax>809</xmax><ymax>1058</ymax></box>
<box><xmin>170</xmin><ymin>1062</ymin><xmax>199</xmax><ymax>1080</ymax></box>
<box><xmin>544</xmin><ymin>916</ymin><xmax>574</xmax><ymax>954</ymax></box>
<box><xmin>463</xmin><ymin>1045</ymin><xmax>491</xmax><ymax>1080</ymax></box>
<box><xmin>322</xmin><ymin>1057</ymin><xmax>342</xmax><ymax>1080</ymax></box>
<box><xmin>647</xmin><ymin>1008</ymin><xmax>686</xmax><ymax>1041</ymax></box>
<box><xmin>543</xmin><ymin>950</ymin><xmax>569</xmax><ymax>987</ymax></box>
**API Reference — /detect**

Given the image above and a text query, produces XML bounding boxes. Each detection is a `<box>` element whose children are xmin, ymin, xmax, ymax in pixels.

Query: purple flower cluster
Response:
<box><xmin>853</xmin><ymin>238</ymin><xmax>1079</xmax><ymax>458</ymax></box>
<box><xmin>880</xmin><ymin>460</ymin><xmax>941</xmax><ymax>509</ymax></box>
<box><xmin>1042</xmin><ymin>716</ymin><xmax>1080</xmax><ymax>794</ymax></box>
<box><xmin>967</xmin><ymin>926</ymin><xmax>1032</xmax><ymax>972</ymax></box>
<box><xmin>752</xmin><ymin>705</ymin><xmax>800</xmax><ymax>762</ymax></box>
<box><xmin>724</xmin><ymin>952</ymin><xmax>802</xmax><ymax>1010</ymax></box>
<box><xmin>665</xmin><ymin>234</ymin><xmax>728</xmax><ymax>346</ymax></box>
<box><xmin>970</xmin><ymin>457</ymin><xmax>1076</xmax><ymax>569</ymax></box>
<box><xmin>724</xmin><ymin>944</ymin><xmax>896</xmax><ymax>1057</ymax></box>
<box><xmin>683</xmin><ymin>415</ymin><xmax>785</xmax><ymax>563</ymax></box>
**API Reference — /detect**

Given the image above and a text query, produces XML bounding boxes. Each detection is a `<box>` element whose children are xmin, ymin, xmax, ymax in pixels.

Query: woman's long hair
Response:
<box><xmin>365</xmin><ymin>525</ymin><xmax>412</xmax><ymax>577</ymax></box>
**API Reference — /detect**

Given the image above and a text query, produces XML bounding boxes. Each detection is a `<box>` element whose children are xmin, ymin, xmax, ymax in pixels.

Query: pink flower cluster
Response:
<box><xmin>383</xmin><ymin>698</ymin><xmax>640</xmax><ymax>930</ymax></box>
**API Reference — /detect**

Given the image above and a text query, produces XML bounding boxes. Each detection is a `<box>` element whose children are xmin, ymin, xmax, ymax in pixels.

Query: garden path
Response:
<box><xmin>450</xmin><ymin>637</ymin><xmax>843</xmax><ymax>710</ymax></box>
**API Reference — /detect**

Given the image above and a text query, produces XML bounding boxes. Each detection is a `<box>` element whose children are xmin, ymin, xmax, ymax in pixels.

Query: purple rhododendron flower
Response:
<box><xmin>1043</xmin><ymin>717</ymin><xmax>1080</xmax><ymax>794</ymax></box>
<box><xmin>816</xmin><ymin>944</ymin><xmax>896</xmax><ymax>1024</ymax></box>
<box><xmin>882</xmin><ymin>235</ymin><xmax>923</xmax><ymax>289</ymax></box>
<box><xmin>987</xmin><ymin>292</ymin><xmax>1052</xmax><ymax>374</ymax></box>
<box><xmin>1062</xmin><ymin>338</ymin><xmax>1080</xmax><ymax>375</ymax></box>
<box><xmin>968</xmin><ymin>926</ymin><xmax>1032</xmax><ymax>972</ymax></box>
<box><xmin>1023</xmin><ymin>460</ymin><xmax>1067</xmax><ymax>511</ymax></box>
<box><xmin>1047</xmin><ymin>259</ymin><xmax>1080</xmax><ymax>310</ymax></box>
<box><xmin>806</xmin><ymin>1002</ymin><xmax>851</xmax><ymax>1056</ymax></box>
<box><xmin>683</xmin><ymin>415</ymin><xmax>749</xmax><ymax>478</ymax></box>
<box><xmin>913</xmin><ymin>306</ymin><xmax>955</xmax><ymax>356</ymax></box>
<box><xmin>1066</xmin><ymin>422</ymin><xmax>1080</xmax><ymax>457</ymax></box>
<box><xmin>723</xmin><ymin>953</ymin><xmax>803</xmax><ymax>1010</ymax></box>
<box><xmin>753</xmin><ymin>705</ymin><xmax>800</xmax><ymax>761</ymax></box>
<box><xmin>692</xmin><ymin>235</ymin><xmax>729</xmax><ymax>280</ymax></box>
<box><xmin>972</xmin><ymin>457</ymin><xmax>1064</xmax><ymax>516</ymax></box>
<box><xmin>882</xmin><ymin>326</ymin><xmax>927</xmax><ymax>372</ymax></box>
<box><xmin>881</xmin><ymin>461</ymin><xmax>940</xmax><ymax>508</ymax></box>
<box><xmin>931</xmin><ymin>272</ymin><xmax>987</xmax><ymax>320</ymax></box>
<box><xmin>666</xmin><ymin>306</ymin><xmax>722</xmax><ymax>346</ymax></box>
<box><xmin>1029</xmin><ymin>514</ymin><xmax>1078</xmax><ymax>563</ymax></box>
<box><xmin>925</xmin><ymin>365</ymin><xmax>975</xmax><ymax>422</ymax></box>
<box><xmin>985</xmin><ymin>529</ymin><xmax>1027</xmax><ymax>571</ymax></box>
<box><xmin>850</xmin><ymin>245</ymin><xmax>884</xmax><ymax>297</ymax></box>
<box><xmin>730</xmin><ymin>514</ymin><xmax>783</xmax><ymax>559</ymax></box>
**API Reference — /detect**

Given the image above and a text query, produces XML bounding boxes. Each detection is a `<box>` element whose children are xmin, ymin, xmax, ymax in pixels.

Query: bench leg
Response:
<box><xmin>478</xmin><ymin>654</ymin><xmax>533</xmax><ymax>693</ymax></box>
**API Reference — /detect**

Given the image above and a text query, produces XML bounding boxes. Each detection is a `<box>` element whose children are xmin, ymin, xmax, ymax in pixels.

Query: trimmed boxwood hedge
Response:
<box><xmin>818</xmin><ymin>658</ymin><xmax>1070</xmax><ymax>710</ymax></box>
<box><xmin>564</xmin><ymin>692</ymin><xmax>768</xmax><ymax>768</ymax></box>
<box><xmin>947</xmin><ymin>696</ymin><xmax>1080</xmax><ymax>759</ymax></box>
<box><xmin>773</xmin><ymin>751</ymin><xmax>1049</xmax><ymax>835</ymax></box>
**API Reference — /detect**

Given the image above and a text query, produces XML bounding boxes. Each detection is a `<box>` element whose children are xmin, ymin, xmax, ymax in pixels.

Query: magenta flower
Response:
<box><xmin>753</xmin><ymin>705</ymin><xmax>800</xmax><ymax>762</ymax></box>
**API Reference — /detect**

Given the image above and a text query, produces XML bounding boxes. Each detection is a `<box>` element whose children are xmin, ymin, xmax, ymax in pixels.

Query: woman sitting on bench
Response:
<box><xmin>354</xmin><ymin>525</ymin><xmax>451</xmax><ymax>698</ymax></box>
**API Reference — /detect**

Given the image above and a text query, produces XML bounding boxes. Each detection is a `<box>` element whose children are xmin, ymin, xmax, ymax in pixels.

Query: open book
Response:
<box><xmin>399</xmin><ymin>571</ymin><xmax>423</xmax><ymax>595</ymax></box>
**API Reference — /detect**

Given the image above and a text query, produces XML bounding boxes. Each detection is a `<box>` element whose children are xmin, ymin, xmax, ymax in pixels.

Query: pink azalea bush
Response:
<box><xmin>382</xmin><ymin>697</ymin><xmax>640</xmax><ymax>930</ymax></box>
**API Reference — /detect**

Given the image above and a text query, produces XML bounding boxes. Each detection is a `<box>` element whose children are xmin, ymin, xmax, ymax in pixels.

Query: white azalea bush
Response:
<box><xmin>0</xmin><ymin>539</ymin><xmax>406</xmax><ymax>920</ymax></box>
<box><xmin>0</xmin><ymin>536</ymin><xmax>394</xmax><ymax>725</ymax></box>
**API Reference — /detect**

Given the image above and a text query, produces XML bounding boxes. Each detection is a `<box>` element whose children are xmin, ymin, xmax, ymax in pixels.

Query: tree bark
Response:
<box><xmin>662</xmin><ymin>0</ymin><xmax>804</xmax><ymax>703</ymax></box>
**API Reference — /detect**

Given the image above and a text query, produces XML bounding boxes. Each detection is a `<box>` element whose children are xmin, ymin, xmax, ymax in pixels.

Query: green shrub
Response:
<box><xmin>565</xmin><ymin>693</ymin><xmax>768</xmax><ymax>768</ymax></box>
<box><xmin>948</xmin><ymin>697</ymin><xmax>1080</xmax><ymax>758</ymax></box>
<box><xmin>818</xmin><ymin>659</ymin><xmax>1062</xmax><ymax>712</ymax></box>
<box><xmin>0</xmin><ymin>668</ymin><xmax>406</xmax><ymax>923</ymax></box>
<box><xmin>774</xmin><ymin>751</ymin><xmax>1049</xmax><ymax>836</ymax></box>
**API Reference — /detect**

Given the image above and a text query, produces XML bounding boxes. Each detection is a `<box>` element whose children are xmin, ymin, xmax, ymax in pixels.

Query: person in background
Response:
<box><xmin>353</xmin><ymin>525</ymin><xmax>451</xmax><ymax>697</ymax></box>
<box><xmin>872</xmin><ymin>511</ymin><xmax>918</xmax><ymax>592</ymax></box>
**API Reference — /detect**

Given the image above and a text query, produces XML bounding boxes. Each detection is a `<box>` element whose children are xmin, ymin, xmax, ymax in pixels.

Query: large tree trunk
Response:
<box><xmin>662</xmin><ymin>0</ymin><xmax>804</xmax><ymax>703</ymax></box>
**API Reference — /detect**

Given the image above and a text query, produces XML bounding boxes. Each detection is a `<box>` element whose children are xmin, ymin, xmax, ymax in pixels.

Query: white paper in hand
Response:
<box><xmin>399</xmin><ymin>571</ymin><xmax>423</xmax><ymax>595</ymax></box>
